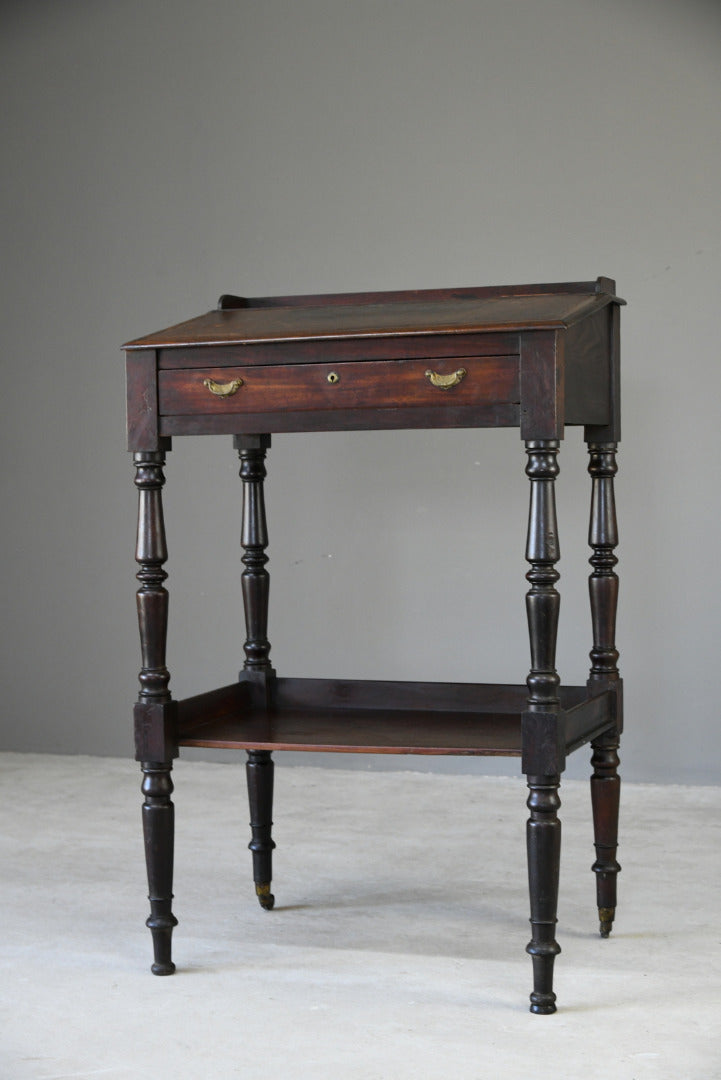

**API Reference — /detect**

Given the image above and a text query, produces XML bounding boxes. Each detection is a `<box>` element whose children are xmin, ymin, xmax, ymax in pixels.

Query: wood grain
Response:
<box><xmin>158</xmin><ymin>355</ymin><xmax>519</xmax><ymax>416</ymax></box>
<box><xmin>125</xmin><ymin>291</ymin><xmax>618</xmax><ymax>350</ymax></box>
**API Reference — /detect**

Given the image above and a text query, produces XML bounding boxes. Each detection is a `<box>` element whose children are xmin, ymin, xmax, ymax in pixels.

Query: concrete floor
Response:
<box><xmin>1</xmin><ymin>752</ymin><xmax>720</xmax><ymax>1079</ymax></box>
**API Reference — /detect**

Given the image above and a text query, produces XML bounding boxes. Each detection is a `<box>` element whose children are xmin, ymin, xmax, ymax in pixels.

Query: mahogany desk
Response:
<box><xmin>124</xmin><ymin>278</ymin><xmax>624</xmax><ymax>1014</ymax></box>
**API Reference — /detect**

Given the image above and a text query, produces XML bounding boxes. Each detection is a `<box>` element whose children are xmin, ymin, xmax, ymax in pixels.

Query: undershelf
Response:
<box><xmin>175</xmin><ymin>677</ymin><xmax>614</xmax><ymax>757</ymax></box>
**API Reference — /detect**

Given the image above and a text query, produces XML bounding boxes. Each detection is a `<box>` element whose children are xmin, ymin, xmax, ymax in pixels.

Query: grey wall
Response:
<box><xmin>1</xmin><ymin>0</ymin><xmax>719</xmax><ymax>783</ymax></box>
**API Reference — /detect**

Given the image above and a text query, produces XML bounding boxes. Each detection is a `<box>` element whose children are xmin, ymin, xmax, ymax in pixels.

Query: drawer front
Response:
<box><xmin>158</xmin><ymin>356</ymin><xmax>519</xmax><ymax>417</ymax></box>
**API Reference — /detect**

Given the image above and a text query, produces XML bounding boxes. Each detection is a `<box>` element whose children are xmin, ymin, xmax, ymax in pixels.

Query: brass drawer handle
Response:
<box><xmin>424</xmin><ymin>367</ymin><xmax>467</xmax><ymax>390</ymax></box>
<box><xmin>203</xmin><ymin>377</ymin><xmax>243</xmax><ymax>397</ymax></box>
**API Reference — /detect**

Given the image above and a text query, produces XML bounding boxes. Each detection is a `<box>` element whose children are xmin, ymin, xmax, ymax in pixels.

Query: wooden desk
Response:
<box><xmin>124</xmin><ymin>278</ymin><xmax>624</xmax><ymax>1013</ymax></box>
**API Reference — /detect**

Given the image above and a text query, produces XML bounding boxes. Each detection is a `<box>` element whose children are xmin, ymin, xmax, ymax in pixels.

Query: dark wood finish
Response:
<box><xmin>565</xmin><ymin>307</ymin><xmax>611</xmax><ymax>427</ymax></box>
<box><xmin>133</xmin><ymin>452</ymin><xmax>171</xmax><ymax>710</ymax></box>
<box><xmin>126</xmin><ymin>354</ymin><xmax>171</xmax><ymax>453</ymax></box>
<box><xmin>124</xmin><ymin>278</ymin><xmax>624</xmax><ymax>1012</ymax></box>
<box><xmin>156</xmin><ymin>332</ymin><xmax>519</xmax><ymax>370</ymax></box>
<box><xmin>126</xmin><ymin>279</ymin><xmax>622</xmax><ymax>448</ymax></box>
<box><xmin>124</xmin><ymin>288</ymin><xmax>620</xmax><ymax>351</ymax></box>
<box><xmin>216</xmin><ymin>276</ymin><xmax>617</xmax><ymax>312</ymax></box>
<box><xmin>133</xmin><ymin>451</ymin><xmax>177</xmax><ymax>974</ymax></box>
<box><xmin>246</xmin><ymin>750</ymin><xmax>275</xmax><ymax>910</ymax></box>
<box><xmin>174</xmin><ymin>678</ymin><xmax>610</xmax><ymax>756</ymax></box>
<box><xmin>160</xmin><ymin>401</ymin><xmax>520</xmax><ymax>437</ymax></box>
<box><xmin>522</xmin><ymin>441</ymin><xmax>562</xmax><ymax>1013</ymax></box>
<box><xmin>140</xmin><ymin>764</ymin><xmax>177</xmax><ymax>976</ymax></box>
<box><xmin>520</xmin><ymin>334</ymin><xmax>563</xmax><ymax>441</ymax></box>
<box><xmin>585</xmin><ymin>300</ymin><xmax>621</xmax><ymax>444</ymax></box>
<box><xmin>525</xmin><ymin>776</ymin><xmax>562</xmax><ymax>1014</ymax></box>
<box><xmin>587</xmin><ymin>441</ymin><xmax>622</xmax><ymax>936</ymax></box>
<box><xmin>159</xmin><ymin>356</ymin><xmax>519</xmax><ymax>416</ymax></box>
<box><xmin>590</xmin><ymin>731</ymin><xmax>621</xmax><ymax>937</ymax></box>
<box><xmin>236</xmin><ymin>435</ymin><xmax>273</xmax><ymax>676</ymax></box>
<box><xmin>524</xmin><ymin>441</ymin><xmax>561</xmax><ymax>714</ymax></box>
<box><xmin>587</xmin><ymin>444</ymin><xmax>620</xmax><ymax>685</ymax></box>
<box><xmin>236</xmin><ymin>434</ymin><xmax>276</xmax><ymax>908</ymax></box>
<box><xmin>158</xmin><ymin>354</ymin><xmax>519</xmax><ymax>438</ymax></box>
<box><xmin>564</xmin><ymin>689</ymin><xmax>617</xmax><ymax>754</ymax></box>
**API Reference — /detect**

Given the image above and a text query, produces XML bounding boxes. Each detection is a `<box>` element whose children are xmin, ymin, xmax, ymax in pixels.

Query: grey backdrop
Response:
<box><xmin>1</xmin><ymin>0</ymin><xmax>719</xmax><ymax>783</ymax></box>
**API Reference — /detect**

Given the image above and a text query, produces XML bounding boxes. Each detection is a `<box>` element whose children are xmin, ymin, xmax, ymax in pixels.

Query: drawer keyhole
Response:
<box><xmin>327</xmin><ymin>372</ymin><xmax>340</xmax><ymax>384</ymax></box>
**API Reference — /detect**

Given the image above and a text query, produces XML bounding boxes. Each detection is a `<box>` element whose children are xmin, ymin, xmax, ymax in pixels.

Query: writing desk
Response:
<box><xmin>124</xmin><ymin>277</ymin><xmax>624</xmax><ymax>1013</ymax></box>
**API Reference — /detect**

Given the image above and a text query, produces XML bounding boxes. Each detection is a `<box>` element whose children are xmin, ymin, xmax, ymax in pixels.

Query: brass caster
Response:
<box><xmin>255</xmin><ymin>882</ymin><xmax>275</xmax><ymax>910</ymax></box>
<box><xmin>599</xmin><ymin>906</ymin><xmax>615</xmax><ymax>938</ymax></box>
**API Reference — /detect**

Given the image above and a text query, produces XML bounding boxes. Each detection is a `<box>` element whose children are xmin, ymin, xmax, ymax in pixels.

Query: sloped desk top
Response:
<box><xmin>125</xmin><ymin>277</ymin><xmax>623</xmax><ymax>447</ymax></box>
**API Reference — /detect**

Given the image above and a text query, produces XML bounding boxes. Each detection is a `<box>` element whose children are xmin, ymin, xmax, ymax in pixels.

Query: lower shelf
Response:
<box><xmin>175</xmin><ymin>677</ymin><xmax>614</xmax><ymax>757</ymax></box>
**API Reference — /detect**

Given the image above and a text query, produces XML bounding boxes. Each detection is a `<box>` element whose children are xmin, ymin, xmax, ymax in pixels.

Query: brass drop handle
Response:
<box><xmin>424</xmin><ymin>367</ymin><xmax>467</xmax><ymax>390</ymax></box>
<box><xmin>203</xmin><ymin>377</ymin><xmax>243</xmax><ymax>397</ymax></box>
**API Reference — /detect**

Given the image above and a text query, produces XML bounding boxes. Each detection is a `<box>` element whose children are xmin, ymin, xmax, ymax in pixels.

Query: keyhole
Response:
<box><xmin>327</xmin><ymin>372</ymin><xmax>340</xmax><ymax>384</ymax></box>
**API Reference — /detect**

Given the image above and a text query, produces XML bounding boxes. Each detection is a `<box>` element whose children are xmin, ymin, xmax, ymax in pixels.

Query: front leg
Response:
<box><xmin>523</xmin><ymin>440</ymin><xmax>563</xmax><ymax>1014</ymax></box>
<box><xmin>134</xmin><ymin>450</ymin><xmax>178</xmax><ymax>973</ymax></box>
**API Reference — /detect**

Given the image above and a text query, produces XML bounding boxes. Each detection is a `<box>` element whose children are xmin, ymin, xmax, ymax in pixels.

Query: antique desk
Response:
<box><xmin>124</xmin><ymin>278</ymin><xmax>623</xmax><ymax>1014</ymax></box>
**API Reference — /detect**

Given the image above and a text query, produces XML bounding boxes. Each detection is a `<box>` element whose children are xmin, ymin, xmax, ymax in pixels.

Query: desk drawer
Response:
<box><xmin>158</xmin><ymin>356</ymin><xmax>519</xmax><ymax>417</ymax></box>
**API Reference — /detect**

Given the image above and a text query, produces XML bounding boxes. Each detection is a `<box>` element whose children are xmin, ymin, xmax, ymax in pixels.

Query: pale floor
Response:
<box><xmin>1</xmin><ymin>753</ymin><xmax>720</xmax><ymax>1080</ymax></box>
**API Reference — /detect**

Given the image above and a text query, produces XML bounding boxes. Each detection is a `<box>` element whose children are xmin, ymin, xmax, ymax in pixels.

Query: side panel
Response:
<box><xmin>565</xmin><ymin>307</ymin><xmax>611</xmax><ymax>427</ymax></box>
<box><xmin>585</xmin><ymin>303</ymin><xmax>621</xmax><ymax>443</ymax></box>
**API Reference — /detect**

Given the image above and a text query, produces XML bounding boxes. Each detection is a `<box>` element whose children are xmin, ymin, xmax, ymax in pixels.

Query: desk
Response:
<box><xmin>124</xmin><ymin>278</ymin><xmax>624</xmax><ymax>1013</ymax></box>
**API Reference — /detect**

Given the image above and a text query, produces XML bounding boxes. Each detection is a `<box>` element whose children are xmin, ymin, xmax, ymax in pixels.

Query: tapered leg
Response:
<box><xmin>134</xmin><ymin>451</ymin><xmax>177</xmax><ymax>973</ymax></box>
<box><xmin>587</xmin><ymin>441</ymin><xmax>622</xmax><ymax>936</ymax></box>
<box><xmin>236</xmin><ymin>435</ymin><xmax>276</xmax><ymax>909</ymax></box>
<box><xmin>590</xmin><ymin>731</ymin><xmax>621</xmax><ymax>936</ymax></box>
<box><xmin>526</xmin><ymin>775</ymin><xmax>562</xmax><ymax>1014</ymax></box>
<box><xmin>246</xmin><ymin>750</ymin><xmax>276</xmax><ymax>909</ymax></box>
<box><xmin>523</xmin><ymin>441</ymin><xmax>562</xmax><ymax>1014</ymax></box>
<box><xmin>141</xmin><ymin>762</ymin><xmax>178</xmax><ymax>974</ymax></box>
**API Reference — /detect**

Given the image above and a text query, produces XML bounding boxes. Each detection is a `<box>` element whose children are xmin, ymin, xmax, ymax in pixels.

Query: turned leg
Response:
<box><xmin>523</xmin><ymin>440</ymin><xmax>563</xmax><ymax>1014</ymax></box>
<box><xmin>134</xmin><ymin>450</ymin><xmax>178</xmax><ymax>974</ymax></box>
<box><xmin>587</xmin><ymin>441</ymin><xmax>622</xmax><ymax>937</ymax></box>
<box><xmin>246</xmin><ymin>750</ymin><xmax>275</xmax><ymax>910</ymax></box>
<box><xmin>590</xmin><ymin>732</ymin><xmax>621</xmax><ymax>936</ymax></box>
<box><xmin>141</xmin><ymin>762</ymin><xmax>178</xmax><ymax>973</ymax></box>
<box><xmin>236</xmin><ymin>435</ymin><xmax>276</xmax><ymax>909</ymax></box>
<box><xmin>526</xmin><ymin>775</ymin><xmax>562</xmax><ymax>1014</ymax></box>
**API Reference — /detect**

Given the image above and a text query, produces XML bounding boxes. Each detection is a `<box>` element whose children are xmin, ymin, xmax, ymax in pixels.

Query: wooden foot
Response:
<box><xmin>141</xmin><ymin>762</ymin><xmax>178</xmax><ymax>974</ymax></box>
